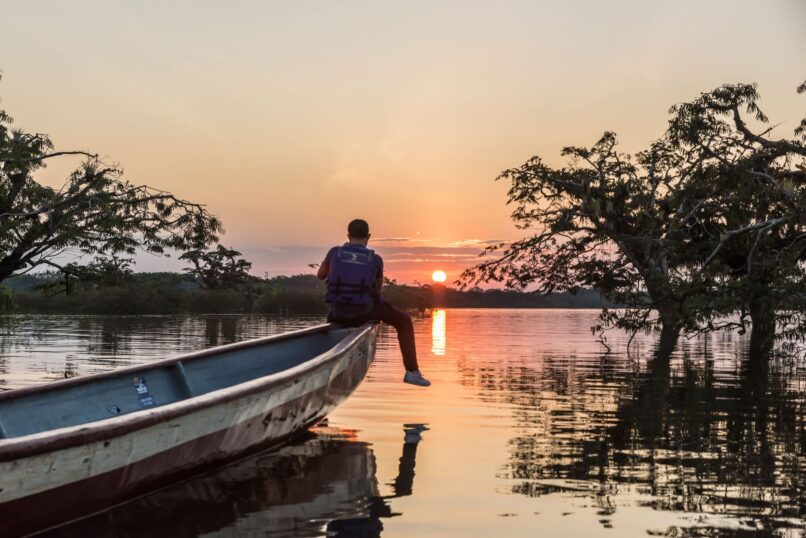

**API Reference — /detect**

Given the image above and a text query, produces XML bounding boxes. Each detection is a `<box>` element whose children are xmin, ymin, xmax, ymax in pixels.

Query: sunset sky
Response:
<box><xmin>1</xmin><ymin>1</ymin><xmax>804</xmax><ymax>282</ymax></box>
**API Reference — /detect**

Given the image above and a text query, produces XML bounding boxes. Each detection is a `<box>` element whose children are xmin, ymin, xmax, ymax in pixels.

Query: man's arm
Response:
<box><xmin>374</xmin><ymin>255</ymin><xmax>384</xmax><ymax>300</ymax></box>
<box><xmin>317</xmin><ymin>250</ymin><xmax>332</xmax><ymax>280</ymax></box>
<box><xmin>316</xmin><ymin>259</ymin><xmax>329</xmax><ymax>280</ymax></box>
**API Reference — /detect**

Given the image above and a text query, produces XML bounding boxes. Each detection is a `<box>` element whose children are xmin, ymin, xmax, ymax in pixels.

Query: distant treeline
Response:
<box><xmin>3</xmin><ymin>272</ymin><xmax>607</xmax><ymax>316</ymax></box>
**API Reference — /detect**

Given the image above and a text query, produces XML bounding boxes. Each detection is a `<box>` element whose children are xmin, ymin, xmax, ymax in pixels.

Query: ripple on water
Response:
<box><xmin>3</xmin><ymin>310</ymin><xmax>806</xmax><ymax>537</ymax></box>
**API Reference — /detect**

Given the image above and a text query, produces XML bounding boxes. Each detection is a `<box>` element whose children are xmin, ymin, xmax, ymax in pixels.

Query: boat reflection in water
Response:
<box><xmin>431</xmin><ymin>309</ymin><xmax>446</xmax><ymax>356</ymax></box>
<box><xmin>45</xmin><ymin>423</ymin><xmax>427</xmax><ymax>537</ymax></box>
<box><xmin>326</xmin><ymin>423</ymin><xmax>428</xmax><ymax>536</ymax></box>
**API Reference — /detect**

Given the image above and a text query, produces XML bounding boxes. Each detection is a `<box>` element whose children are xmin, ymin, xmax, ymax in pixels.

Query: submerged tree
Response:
<box><xmin>460</xmin><ymin>131</ymin><xmax>716</xmax><ymax>348</ymax></box>
<box><xmin>0</xmin><ymin>77</ymin><xmax>222</xmax><ymax>281</ymax></box>
<box><xmin>462</xmin><ymin>80</ymin><xmax>806</xmax><ymax>350</ymax></box>
<box><xmin>665</xmin><ymin>81</ymin><xmax>806</xmax><ymax>353</ymax></box>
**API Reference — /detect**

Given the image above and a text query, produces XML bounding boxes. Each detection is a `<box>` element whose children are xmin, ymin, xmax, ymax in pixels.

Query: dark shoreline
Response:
<box><xmin>4</xmin><ymin>272</ymin><xmax>608</xmax><ymax>316</ymax></box>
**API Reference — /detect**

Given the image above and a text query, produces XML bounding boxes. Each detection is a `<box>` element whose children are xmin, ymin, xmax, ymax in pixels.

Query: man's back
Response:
<box><xmin>321</xmin><ymin>243</ymin><xmax>384</xmax><ymax>320</ymax></box>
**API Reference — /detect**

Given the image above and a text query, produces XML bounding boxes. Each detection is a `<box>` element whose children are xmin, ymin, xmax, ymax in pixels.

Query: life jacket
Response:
<box><xmin>325</xmin><ymin>245</ymin><xmax>376</xmax><ymax>305</ymax></box>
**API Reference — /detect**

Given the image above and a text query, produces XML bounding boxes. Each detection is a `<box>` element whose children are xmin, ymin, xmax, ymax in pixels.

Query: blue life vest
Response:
<box><xmin>325</xmin><ymin>245</ymin><xmax>376</xmax><ymax>305</ymax></box>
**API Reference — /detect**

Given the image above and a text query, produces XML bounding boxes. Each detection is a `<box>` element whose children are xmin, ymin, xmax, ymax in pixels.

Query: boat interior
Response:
<box><xmin>0</xmin><ymin>326</ymin><xmax>356</xmax><ymax>439</ymax></box>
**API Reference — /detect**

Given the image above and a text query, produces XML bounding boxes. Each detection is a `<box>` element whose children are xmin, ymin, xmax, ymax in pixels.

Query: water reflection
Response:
<box><xmin>45</xmin><ymin>423</ymin><xmax>427</xmax><ymax>537</ymax></box>
<box><xmin>431</xmin><ymin>309</ymin><xmax>446</xmax><ymax>356</ymax></box>
<box><xmin>326</xmin><ymin>424</ymin><xmax>428</xmax><ymax>537</ymax></box>
<box><xmin>460</xmin><ymin>336</ymin><xmax>806</xmax><ymax>534</ymax></box>
<box><xmin>4</xmin><ymin>310</ymin><xmax>806</xmax><ymax>535</ymax></box>
<box><xmin>607</xmin><ymin>352</ymin><xmax>806</xmax><ymax>527</ymax></box>
<box><xmin>204</xmin><ymin>316</ymin><xmax>240</xmax><ymax>347</ymax></box>
<box><xmin>0</xmin><ymin>315</ymin><xmax>320</xmax><ymax>391</ymax></box>
<box><xmin>393</xmin><ymin>424</ymin><xmax>428</xmax><ymax>496</ymax></box>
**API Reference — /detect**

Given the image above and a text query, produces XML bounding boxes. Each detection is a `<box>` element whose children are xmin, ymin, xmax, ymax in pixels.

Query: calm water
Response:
<box><xmin>2</xmin><ymin>310</ymin><xmax>806</xmax><ymax>537</ymax></box>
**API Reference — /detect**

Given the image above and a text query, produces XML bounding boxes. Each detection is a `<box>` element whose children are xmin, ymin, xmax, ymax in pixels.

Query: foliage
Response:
<box><xmin>180</xmin><ymin>245</ymin><xmax>253</xmax><ymax>289</ymax></box>
<box><xmin>0</xmin><ymin>76</ymin><xmax>221</xmax><ymax>282</ymax></box>
<box><xmin>665</xmin><ymin>81</ymin><xmax>806</xmax><ymax>351</ymax></box>
<box><xmin>0</xmin><ymin>284</ymin><xmax>13</xmax><ymax>313</ymax></box>
<box><xmin>12</xmin><ymin>272</ymin><xmax>234</xmax><ymax>315</ymax></box>
<box><xmin>41</xmin><ymin>255</ymin><xmax>136</xmax><ymax>296</ymax></box>
<box><xmin>253</xmin><ymin>284</ymin><xmax>328</xmax><ymax>315</ymax></box>
<box><xmin>74</xmin><ymin>255</ymin><xmax>134</xmax><ymax>287</ymax></box>
<box><xmin>381</xmin><ymin>277</ymin><xmax>433</xmax><ymax>311</ymax></box>
<box><xmin>462</xmin><ymin>80</ymin><xmax>806</xmax><ymax>346</ymax></box>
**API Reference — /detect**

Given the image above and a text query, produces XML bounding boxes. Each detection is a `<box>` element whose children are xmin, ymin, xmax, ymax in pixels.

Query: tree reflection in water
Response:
<box><xmin>462</xmin><ymin>339</ymin><xmax>806</xmax><ymax>534</ymax></box>
<box><xmin>44</xmin><ymin>424</ymin><xmax>427</xmax><ymax>537</ymax></box>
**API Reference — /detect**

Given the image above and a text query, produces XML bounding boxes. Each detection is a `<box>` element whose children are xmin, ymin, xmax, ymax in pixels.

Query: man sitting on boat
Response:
<box><xmin>317</xmin><ymin>219</ymin><xmax>431</xmax><ymax>387</ymax></box>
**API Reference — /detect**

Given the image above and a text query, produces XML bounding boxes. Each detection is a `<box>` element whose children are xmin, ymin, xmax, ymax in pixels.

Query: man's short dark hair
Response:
<box><xmin>347</xmin><ymin>219</ymin><xmax>370</xmax><ymax>239</ymax></box>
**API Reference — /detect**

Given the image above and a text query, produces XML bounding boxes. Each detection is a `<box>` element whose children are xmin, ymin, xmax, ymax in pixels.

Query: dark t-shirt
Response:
<box><xmin>322</xmin><ymin>244</ymin><xmax>384</xmax><ymax>319</ymax></box>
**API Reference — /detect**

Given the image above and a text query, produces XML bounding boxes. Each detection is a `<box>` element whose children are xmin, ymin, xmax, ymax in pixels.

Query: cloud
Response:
<box><xmin>371</xmin><ymin>237</ymin><xmax>413</xmax><ymax>243</ymax></box>
<box><xmin>384</xmin><ymin>252</ymin><xmax>480</xmax><ymax>259</ymax></box>
<box><xmin>370</xmin><ymin>236</ymin><xmax>434</xmax><ymax>244</ymax></box>
<box><xmin>447</xmin><ymin>239</ymin><xmax>504</xmax><ymax>247</ymax></box>
<box><xmin>132</xmin><ymin>242</ymin><xmax>496</xmax><ymax>284</ymax></box>
<box><xmin>385</xmin><ymin>258</ymin><xmax>479</xmax><ymax>264</ymax></box>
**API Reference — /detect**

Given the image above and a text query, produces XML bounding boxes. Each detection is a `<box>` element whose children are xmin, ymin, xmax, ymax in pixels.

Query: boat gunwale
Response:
<box><xmin>0</xmin><ymin>322</ymin><xmax>377</xmax><ymax>461</ymax></box>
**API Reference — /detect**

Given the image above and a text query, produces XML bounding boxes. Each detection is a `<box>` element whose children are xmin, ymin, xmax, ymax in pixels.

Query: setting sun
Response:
<box><xmin>432</xmin><ymin>270</ymin><xmax>447</xmax><ymax>283</ymax></box>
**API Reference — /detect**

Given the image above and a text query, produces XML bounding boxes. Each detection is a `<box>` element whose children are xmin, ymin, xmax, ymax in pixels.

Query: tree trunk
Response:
<box><xmin>657</xmin><ymin>323</ymin><xmax>681</xmax><ymax>358</ymax></box>
<box><xmin>749</xmin><ymin>292</ymin><xmax>776</xmax><ymax>358</ymax></box>
<box><xmin>645</xmin><ymin>273</ymin><xmax>683</xmax><ymax>355</ymax></box>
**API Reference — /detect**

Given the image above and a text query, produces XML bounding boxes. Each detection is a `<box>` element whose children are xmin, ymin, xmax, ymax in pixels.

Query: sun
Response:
<box><xmin>432</xmin><ymin>270</ymin><xmax>447</xmax><ymax>283</ymax></box>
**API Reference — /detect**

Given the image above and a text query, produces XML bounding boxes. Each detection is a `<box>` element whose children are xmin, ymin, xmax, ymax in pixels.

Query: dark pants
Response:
<box><xmin>329</xmin><ymin>301</ymin><xmax>419</xmax><ymax>371</ymax></box>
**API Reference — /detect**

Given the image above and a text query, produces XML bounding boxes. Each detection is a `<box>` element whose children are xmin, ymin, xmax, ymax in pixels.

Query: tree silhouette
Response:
<box><xmin>463</xmin><ymin>80</ymin><xmax>806</xmax><ymax>350</ymax></box>
<box><xmin>180</xmin><ymin>245</ymin><xmax>253</xmax><ymax>289</ymax></box>
<box><xmin>0</xmin><ymin>77</ymin><xmax>221</xmax><ymax>282</ymax></box>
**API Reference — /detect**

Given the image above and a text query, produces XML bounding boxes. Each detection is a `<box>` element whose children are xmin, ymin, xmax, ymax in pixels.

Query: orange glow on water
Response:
<box><xmin>431</xmin><ymin>309</ymin><xmax>446</xmax><ymax>356</ymax></box>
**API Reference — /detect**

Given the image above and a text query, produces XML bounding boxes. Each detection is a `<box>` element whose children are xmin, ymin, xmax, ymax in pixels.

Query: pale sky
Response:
<box><xmin>1</xmin><ymin>1</ymin><xmax>804</xmax><ymax>281</ymax></box>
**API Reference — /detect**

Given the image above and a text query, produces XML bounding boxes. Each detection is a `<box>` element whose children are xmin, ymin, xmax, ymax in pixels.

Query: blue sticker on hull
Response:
<box><xmin>133</xmin><ymin>377</ymin><xmax>155</xmax><ymax>407</ymax></box>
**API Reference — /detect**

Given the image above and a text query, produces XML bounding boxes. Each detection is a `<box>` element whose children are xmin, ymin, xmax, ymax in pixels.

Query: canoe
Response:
<box><xmin>0</xmin><ymin>322</ymin><xmax>378</xmax><ymax>536</ymax></box>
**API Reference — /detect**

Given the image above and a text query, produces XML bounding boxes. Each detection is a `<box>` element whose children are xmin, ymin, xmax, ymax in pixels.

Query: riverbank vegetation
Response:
<box><xmin>3</xmin><ymin>271</ymin><xmax>606</xmax><ymax>316</ymax></box>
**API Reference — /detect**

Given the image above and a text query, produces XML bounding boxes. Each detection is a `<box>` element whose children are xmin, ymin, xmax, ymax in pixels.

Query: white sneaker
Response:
<box><xmin>404</xmin><ymin>370</ymin><xmax>431</xmax><ymax>387</ymax></box>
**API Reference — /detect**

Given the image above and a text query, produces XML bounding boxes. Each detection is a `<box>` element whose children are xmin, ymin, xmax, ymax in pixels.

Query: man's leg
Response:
<box><xmin>328</xmin><ymin>307</ymin><xmax>369</xmax><ymax>327</ymax></box>
<box><xmin>371</xmin><ymin>302</ymin><xmax>419</xmax><ymax>372</ymax></box>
